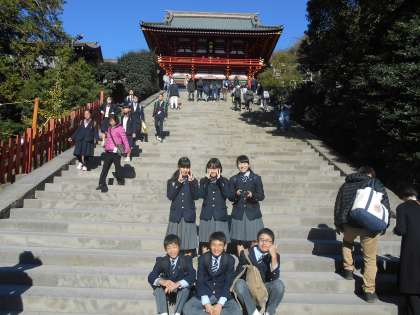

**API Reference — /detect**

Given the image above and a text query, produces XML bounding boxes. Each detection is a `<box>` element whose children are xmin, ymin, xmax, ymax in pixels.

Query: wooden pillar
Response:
<box><xmin>99</xmin><ymin>90</ymin><xmax>104</xmax><ymax>105</ymax></box>
<box><xmin>32</xmin><ymin>97</ymin><xmax>39</xmax><ymax>138</ymax></box>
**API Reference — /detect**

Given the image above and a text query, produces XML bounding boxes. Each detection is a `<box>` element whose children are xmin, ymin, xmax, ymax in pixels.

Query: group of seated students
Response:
<box><xmin>148</xmin><ymin>229</ymin><xmax>285</xmax><ymax>315</ymax></box>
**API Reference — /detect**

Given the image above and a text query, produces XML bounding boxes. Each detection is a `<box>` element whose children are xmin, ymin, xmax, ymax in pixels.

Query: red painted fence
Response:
<box><xmin>0</xmin><ymin>99</ymin><xmax>102</xmax><ymax>184</ymax></box>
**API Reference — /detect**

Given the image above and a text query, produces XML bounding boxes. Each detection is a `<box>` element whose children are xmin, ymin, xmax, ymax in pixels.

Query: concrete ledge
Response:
<box><xmin>0</xmin><ymin>91</ymin><xmax>161</xmax><ymax>219</ymax></box>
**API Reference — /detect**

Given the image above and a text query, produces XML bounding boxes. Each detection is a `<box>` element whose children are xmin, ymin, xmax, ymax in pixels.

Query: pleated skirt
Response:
<box><xmin>199</xmin><ymin>217</ymin><xmax>231</xmax><ymax>243</ymax></box>
<box><xmin>230</xmin><ymin>215</ymin><xmax>264</xmax><ymax>242</ymax></box>
<box><xmin>166</xmin><ymin>218</ymin><xmax>198</xmax><ymax>250</ymax></box>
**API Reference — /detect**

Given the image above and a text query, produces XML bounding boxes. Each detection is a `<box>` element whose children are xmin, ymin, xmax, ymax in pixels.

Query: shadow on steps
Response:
<box><xmin>0</xmin><ymin>251</ymin><xmax>42</xmax><ymax>314</ymax></box>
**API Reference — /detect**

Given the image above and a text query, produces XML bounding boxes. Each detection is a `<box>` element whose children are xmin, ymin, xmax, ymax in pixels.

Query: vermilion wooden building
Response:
<box><xmin>141</xmin><ymin>11</ymin><xmax>282</xmax><ymax>81</ymax></box>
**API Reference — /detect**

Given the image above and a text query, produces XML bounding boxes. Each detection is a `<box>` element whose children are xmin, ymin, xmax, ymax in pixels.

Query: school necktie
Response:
<box><xmin>211</xmin><ymin>256</ymin><xmax>219</xmax><ymax>273</ymax></box>
<box><xmin>170</xmin><ymin>258</ymin><xmax>177</xmax><ymax>271</ymax></box>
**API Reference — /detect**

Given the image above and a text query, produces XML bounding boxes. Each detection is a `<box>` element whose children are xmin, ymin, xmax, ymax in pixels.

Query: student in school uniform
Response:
<box><xmin>234</xmin><ymin>228</ymin><xmax>285</xmax><ymax>315</ymax></box>
<box><xmin>130</xmin><ymin>95</ymin><xmax>144</xmax><ymax>142</ymax></box>
<box><xmin>166</xmin><ymin>157</ymin><xmax>199</xmax><ymax>256</ymax></box>
<box><xmin>96</xmin><ymin>115</ymin><xmax>130</xmax><ymax>193</ymax></box>
<box><xmin>125</xmin><ymin>89</ymin><xmax>135</xmax><ymax>106</ymax></box>
<box><xmin>183</xmin><ymin>231</ymin><xmax>242</xmax><ymax>315</ymax></box>
<box><xmin>153</xmin><ymin>93</ymin><xmax>169</xmax><ymax>143</ymax></box>
<box><xmin>120</xmin><ymin>104</ymin><xmax>136</xmax><ymax>162</ymax></box>
<box><xmin>99</xmin><ymin>96</ymin><xmax>118</xmax><ymax>143</ymax></box>
<box><xmin>198</xmin><ymin>158</ymin><xmax>231</xmax><ymax>254</ymax></box>
<box><xmin>148</xmin><ymin>234</ymin><xmax>196</xmax><ymax>315</ymax></box>
<box><xmin>229</xmin><ymin>155</ymin><xmax>265</xmax><ymax>254</ymax></box>
<box><xmin>68</xmin><ymin>109</ymin><xmax>99</xmax><ymax>171</ymax></box>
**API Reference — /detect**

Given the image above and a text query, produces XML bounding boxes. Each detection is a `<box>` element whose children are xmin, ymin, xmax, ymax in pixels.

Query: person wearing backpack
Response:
<box><xmin>183</xmin><ymin>232</ymin><xmax>241</xmax><ymax>315</ymax></box>
<box><xmin>148</xmin><ymin>234</ymin><xmax>196</xmax><ymax>315</ymax></box>
<box><xmin>334</xmin><ymin>166</ymin><xmax>391</xmax><ymax>303</ymax></box>
<box><xmin>233</xmin><ymin>228</ymin><xmax>285</xmax><ymax>315</ymax></box>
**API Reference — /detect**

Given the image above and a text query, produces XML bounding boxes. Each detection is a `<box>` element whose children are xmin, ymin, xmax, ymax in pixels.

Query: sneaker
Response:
<box><xmin>82</xmin><ymin>166</ymin><xmax>88</xmax><ymax>171</ymax></box>
<box><xmin>342</xmin><ymin>269</ymin><xmax>354</xmax><ymax>280</ymax></box>
<box><xmin>76</xmin><ymin>162</ymin><xmax>83</xmax><ymax>170</ymax></box>
<box><xmin>364</xmin><ymin>292</ymin><xmax>378</xmax><ymax>303</ymax></box>
<box><xmin>157</xmin><ymin>136</ymin><xmax>162</xmax><ymax>142</ymax></box>
<box><xmin>124</xmin><ymin>157</ymin><xmax>130</xmax><ymax>163</ymax></box>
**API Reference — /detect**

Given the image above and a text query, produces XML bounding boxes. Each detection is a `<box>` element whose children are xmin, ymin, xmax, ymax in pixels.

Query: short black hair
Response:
<box><xmin>164</xmin><ymin>234</ymin><xmax>180</xmax><ymax>249</ymax></box>
<box><xmin>206</xmin><ymin>158</ymin><xmax>222</xmax><ymax>173</ymax></box>
<box><xmin>358</xmin><ymin>166</ymin><xmax>376</xmax><ymax>178</ymax></box>
<box><xmin>257</xmin><ymin>228</ymin><xmax>275</xmax><ymax>242</ymax></box>
<box><xmin>178</xmin><ymin>157</ymin><xmax>191</xmax><ymax>169</ymax></box>
<box><xmin>236</xmin><ymin>155</ymin><xmax>250</xmax><ymax>165</ymax></box>
<box><xmin>397</xmin><ymin>184</ymin><xmax>418</xmax><ymax>200</ymax></box>
<box><xmin>209</xmin><ymin>231</ymin><xmax>226</xmax><ymax>245</ymax></box>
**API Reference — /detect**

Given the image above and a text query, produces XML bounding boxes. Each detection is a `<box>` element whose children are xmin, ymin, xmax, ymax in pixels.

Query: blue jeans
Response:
<box><xmin>279</xmin><ymin>110</ymin><xmax>290</xmax><ymax>130</ymax></box>
<box><xmin>234</xmin><ymin>278</ymin><xmax>285</xmax><ymax>314</ymax></box>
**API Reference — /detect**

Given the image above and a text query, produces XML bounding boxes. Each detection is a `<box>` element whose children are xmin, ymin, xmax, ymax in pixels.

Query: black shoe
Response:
<box><xmin>96</xmin><ymin>184</ymin><xmax>108</xmax><ymax>193</ymax></box>
<box><xmin>342</xmin><ymin>269</ymin><xmax>354</xmax><ymax>280</ymax></box>
<box><xmin>364</xmin><ymin>292</ymin><xmax>378</xmax><ymax>303</ymax></box>
<box><xmin>117</xmin><ymin>179</ymin><xmax>125</xmax><ymax>186</ymax></box>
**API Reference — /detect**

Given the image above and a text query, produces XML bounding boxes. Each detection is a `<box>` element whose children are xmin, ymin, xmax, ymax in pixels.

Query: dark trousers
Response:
<box><xmin>188</xmin><ymin>91</ymin><xmax>195</xmax><ymax>101</ymax></box>
<box><xmin>234</xmin><ymin>278</ymin><xmax>285</xmax><ymax>314</ymax></box>
<box><xmin>99</xmin><ymin>152</ymin><xmax>122</xmax><ymax>185</ymax></box>
<box><xmin>234</xmin><ymin>97</ymin><xmax>241</xmax><ymax>110</ymax></box>
<box><xmin>154</xmin><ymin>287</ymin><xmax>190</xmax><ymax>314</ymax></box>
<box><xmin>197</xmin><ymin>89</ymin><xmax>203</xmax><ymax>100</ymax></box>
<box><xmin>154</xmin><ymin>118</ymin><xmax>164</xmax><ymax>138</ymax></box>
<box><xmin>404</xmin><ymin>294</ymin><xmax>420</xmax><ymax>315</ymax></box>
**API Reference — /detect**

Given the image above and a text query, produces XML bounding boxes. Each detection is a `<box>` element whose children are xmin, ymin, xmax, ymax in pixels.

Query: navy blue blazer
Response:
<box><xmin>167</xmin><ymin>178</ymin><xmax>199</xmax><ymax>223</ymax></box>
<box><xmin>228</xmin><ymin>171</ymin><xmax>265</xmax><ymax>220</ymax></box>
<box><xmin>72</xmin><ymin>120</ymin><xmax>98</xmax><ymax>142</ymax></box>
<box><xmin>100</xmin><ymin>103</ymin><xmax>119</xmax><ymax>117</ymax></box>
<box><xmin>196</xmin><ymin>252</ymin><xmax>235</xmax><ymax>300</ymax></box>
<box><xmin>130</xmin><ymin>102</ymin><xmax>144</xmax><ymax>124</ymax></box>
<box><xmin>236</xmin><ymin>246</ymin><xmax>280</xmax><ymax>283</ymax></box>
<box><xmin>148</xmin><ymin>255</ymin><xmax>196</xmax><ymax>288</ymax></box>
<box><xmin>120</xmin><ymin>114</ymin><xmax>136</xmax><ymax>136</ymax></box>
<box><xmin>198</xmin><ymin>177</ymin><xmax>231</xmax><ymax>221</ymax></box>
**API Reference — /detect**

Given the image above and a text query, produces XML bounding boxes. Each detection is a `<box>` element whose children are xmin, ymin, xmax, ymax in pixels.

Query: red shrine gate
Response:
<box><xmin>141</xmin><ymin>11</ymin><xmax>282</xmax><ymax>81</ymax></box>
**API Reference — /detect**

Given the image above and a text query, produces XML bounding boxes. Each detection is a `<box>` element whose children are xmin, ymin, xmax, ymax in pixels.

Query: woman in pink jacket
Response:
<box><xmin>96</xmin><ymin>115</ymin><xmax>131</xmax><ymax>193</ymax></box>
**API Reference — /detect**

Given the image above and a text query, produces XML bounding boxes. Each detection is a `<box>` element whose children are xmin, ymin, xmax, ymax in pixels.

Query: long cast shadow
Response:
<box><xmin>0</xmin><ymin>251</ymin><xmax>42</xmax><ymax>314</ymax></box>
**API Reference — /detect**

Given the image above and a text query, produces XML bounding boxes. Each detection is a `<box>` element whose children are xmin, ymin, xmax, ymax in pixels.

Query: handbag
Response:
<box><xmin>349</xmin><ymin>180</ymin><xmax>390</xmax><ymax>233</ymax></box>
<box><xmin>108</xmin><ymin>129</ymin><xmax>125</xmax><ymax>156</ymax></box>
<box><xmin>140</xmin><ymin>120</ymin><xmax>147</xmax><ymax>134</ymax></box>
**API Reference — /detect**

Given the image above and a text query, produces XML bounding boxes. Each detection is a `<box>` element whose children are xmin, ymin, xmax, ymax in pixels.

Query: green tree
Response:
<box><xmin>295</xmin><ymin>0</ymin><xmax>420</xmax><ymax>186</ymax></box>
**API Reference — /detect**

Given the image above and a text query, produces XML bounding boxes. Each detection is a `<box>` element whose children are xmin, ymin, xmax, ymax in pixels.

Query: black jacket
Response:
<box><xmin>196</xmin><ymin>252</ymin><xmax>235</xmax><ymax>301</ymax></box>
<box><xmin>167</xmin><ymin>178</ymin><xmax>199</xmax><ymax>223</ymax></box>
<box><xmin>228</xmin><ymin>171</ymin><xmax>265</xmax><ymax>220</ymax></box>
<box><xmin>168</xmin><ymin>83</ymin><xmax>180</xmax><ymax>97</ymax></box>
<box><xmin>120</xmin><ymin>114</ymin><xmax>136</xmax><ymax>136</ymax></box>
<box><xmin>148</xmin><ymin>255</ymin><xmax>196</xmax><ymax>288</ymax></box>
<box><xmin>153</xmin><ymin>100</ymin><xmax>168</xmax><ymax>119</ymax></box>
<box><xmin>334</xmin><ymin>173</ymin><xmax>391</xmax><ymax>228</ymax></box>
<box><xmin>100</xmin><ymin>103</ymin><xmax>119</xmax><ymax>118</ymax></box>
<box><xmin>198</xmin><ymin>177</ymin><xmax>231</xmax><ymax>221</ymax></box>
<box><xmin>130</xmin><ymin>102</ymin><xmax>144</xmax><ymax>124</ymax></box>
<box><xmin>394</xmin><ymin>200</ymin><xmax>420</xmax><ymax>294</ymax></box>
<box><xmin>236</xmin><ymin>246</ymin><xmax>280</xmax><ymax>283</ymax></box>
<box><xmin>72</xmin><ymin>120</ymin><xmax>98</xmax><ymax>142</ymax></box>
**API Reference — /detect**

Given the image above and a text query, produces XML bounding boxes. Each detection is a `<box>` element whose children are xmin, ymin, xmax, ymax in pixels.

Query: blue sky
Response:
<box><xmin>62</xmin><ymin>0</ymin><xmax>308</xmax><ymax>59</ymax></box>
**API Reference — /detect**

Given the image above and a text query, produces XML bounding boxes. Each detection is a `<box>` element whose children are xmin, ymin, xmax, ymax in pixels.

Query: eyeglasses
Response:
<box><xmin>258</xmin><ymin>239</ymin><xmax>273</xmax><ymax>244</ymax></box>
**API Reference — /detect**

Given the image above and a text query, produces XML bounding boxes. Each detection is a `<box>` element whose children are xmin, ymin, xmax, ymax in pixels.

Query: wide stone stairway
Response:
<box><xmin>0</xmin><ymin>93</ymin><xmax>400</xmax><ymax>314</ymax></box>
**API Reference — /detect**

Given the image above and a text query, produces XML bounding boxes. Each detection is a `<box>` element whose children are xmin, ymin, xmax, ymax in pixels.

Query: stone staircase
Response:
<box><xmin>0</xmin><ymin>93</ymin><xmax>400</xmax><ymax>314</ymax></box>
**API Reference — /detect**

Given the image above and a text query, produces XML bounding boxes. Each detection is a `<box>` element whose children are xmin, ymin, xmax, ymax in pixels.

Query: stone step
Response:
<box><xmin>10</xmin><ymin>208</ymin><xmax>336</xmax><ymax>224</ymax></box>
<box><xmin>52</xmin><ymin>175</ymin><xmax>344</xmax><ymax>185</ymax></box>
<box><xmin>0</xmin><ymin>231</ymin><xmax>401</xmax><ymax>256</ymax></box>
<box><xmin>0</xmin><ymin>265</ymin><xmax>397</xmax><ymax>294</ymax></box>
<box><xmin>33</xmin><ymin>190</ymin><xmax>338</xmax><ymax>205</ymax></box>
<box><xmin>20</xmin><ymin>200</ymin><xmax>336</xmax><ymax>215</ymax></box>
<box><xmin>0</xmin><ymin>285</ymin><xmax>398</xmax><ymax>314</ymax></box>
<box><xmin>44</xmin><ymin>182</ymin><xmax>341</xmax><ymax>195</ymax></box>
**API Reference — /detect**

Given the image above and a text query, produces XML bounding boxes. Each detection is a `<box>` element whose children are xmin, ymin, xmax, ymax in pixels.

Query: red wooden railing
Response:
<box><xmin>0</xmin><ymin>97</ymin><xmax>102</xmax><ymax>184</ymax></box>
